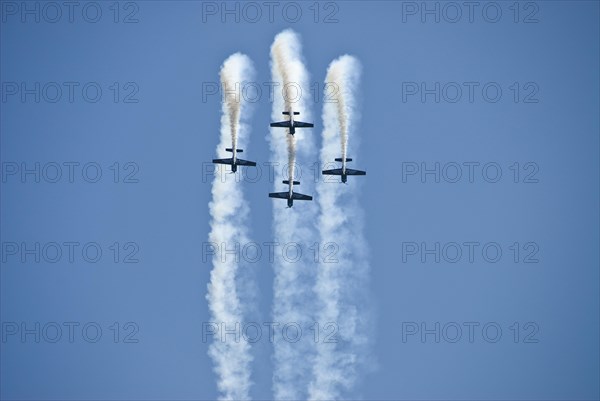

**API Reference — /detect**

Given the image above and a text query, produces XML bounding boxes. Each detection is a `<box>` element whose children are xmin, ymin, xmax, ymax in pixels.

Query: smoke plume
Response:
<box><xmin>309</xmin><ymin>55</ymin><xmax>372</xmax><ymax>400</ymax></box>
<box><xmin>207</xmin><ymin>52</ymin><xmax>255</xmax><ymax>401</ymax></box>
<box><xmin>268</xmin><ymin>29</ymin><xmax>318</xmax><ymax>400</ymax></box>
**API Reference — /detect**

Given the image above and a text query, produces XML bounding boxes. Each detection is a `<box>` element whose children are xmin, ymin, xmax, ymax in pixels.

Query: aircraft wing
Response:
<box><xmin>345</xmin><ymin>168</ymin><xmax>366</xmax><ymax>176</ymax></box>
<box><xmin>235</xmin><ymin>159</ymin><xmax>256</xmax><ymax>167</ymax></box>
<box><xmin>212</xmin><ymin>158</ymin><xmax>234</xmax><ymax>165</ymax></box>
<box><xmin>291</xmin><ymin>192</ymin><xmax>312</xmax><ymax>201</ymax></box>
<box><xmin>294</xmin><ymin>121</ymin><xmax>314</xmax><ymax>128</ymax></box>
<box><xmin>268</xmin><ymin>192</ymin><xmax>289</xmax><ymax>199</ymax></box>
<box><xmin>270</xmin><ymin>121</ymin><xmax>291</xmax><ymax>128</ymax></box>
<box><xmin>322</xmin><ymin>168</ymin><xmax>343</xmax><ymax>175</ymax></box>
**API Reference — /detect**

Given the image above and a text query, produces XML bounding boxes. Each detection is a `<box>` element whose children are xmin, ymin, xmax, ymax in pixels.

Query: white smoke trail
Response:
<box><xmin>309</xmin><ymin>55</ymin><xmax>372</xmax><ymax>400</ymax></box>
<box><xmin>268</xmin><ymin>29</ymin><xmax>318</xmax><ymax>400</ymax></box>
<box><xmin>207</xmin><ymin>53</ymin><xmax>255</xmax><ymax>401</ymax></box>
<box><xmin>221</xmin><ymin>65</ymin><xmax>240</xmax><ymax>152</ymax></box>
<box><xmin>271</xmin><ymin>31</ymin><xmax>302</xmax><ymax>190</ymax></box>
<box><xmin>328</xmin><ymin>65</ymin><xmax>350</xmax><ymax>163</ymax></box>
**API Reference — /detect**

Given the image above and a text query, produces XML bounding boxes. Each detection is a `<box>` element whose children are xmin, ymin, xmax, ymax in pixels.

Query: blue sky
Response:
<box><xmin>1</xmin><ymin>1</ymin><xmax>599</xmax><ymax>400</ymax></box>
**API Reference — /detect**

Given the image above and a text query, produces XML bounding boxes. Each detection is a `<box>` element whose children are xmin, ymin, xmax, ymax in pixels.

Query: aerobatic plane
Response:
<box><xmin>322</xmin><ymin>157</ymin><xmax>366</xmax><ymax>183</ymax></box>
<box><xmin>269</xmin><ymin>179</ymin><xmax>312</xmax><ymax>208</ymax></box>
<box><xmin>270</xmin><ymin>109</ymin><xmax>314</xmax><ymax>135</ymax></box>
<box><xmin>212</xmin><ymin>147</ymin><xmax>256</xmax><ymax>173</ymax></box>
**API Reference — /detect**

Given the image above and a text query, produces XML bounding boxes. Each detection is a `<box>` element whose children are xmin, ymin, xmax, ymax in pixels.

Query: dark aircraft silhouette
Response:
<box><xmin>322</xmin><ymin>157</ymin><xmax>366</xmax><ymax>183</ymax></box>
<box><xmin>212</xmin><ymin>147</ymin><xmax>256</xmax><ymax>173</ymax></box>
<box><xmin>270</xmin><ymin>109</ymin><xmax>314</xmax><ymax>135</ymax></box>
<box><xmin>269</xmin><ymin>180</ymin><xmax>312</xmax><ymax>208</ymax></box>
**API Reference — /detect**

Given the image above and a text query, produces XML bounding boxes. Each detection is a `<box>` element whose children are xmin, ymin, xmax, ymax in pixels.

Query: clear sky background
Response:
<box><xmin>1</xmin><ymin>1</ymin><xmax>599</xmax><ymax>400</ymax></box>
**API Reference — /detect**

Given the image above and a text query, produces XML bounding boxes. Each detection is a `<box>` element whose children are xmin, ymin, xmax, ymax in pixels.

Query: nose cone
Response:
<box><xmin>287</xmin><ymin>199</ymin><xmax>293</xmax><ymax>208</ymax></box>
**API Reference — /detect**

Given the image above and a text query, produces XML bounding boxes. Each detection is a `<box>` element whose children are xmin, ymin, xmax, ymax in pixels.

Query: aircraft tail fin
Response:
<box><xmin>334</xmin><ymin>157</ymin><xmax>352</xmax><ymax>162</ymax></box>
<box><xmin>225</xmin><ymin>148</ymin><xmax>243</xmax><ymax>153</ymax></box>
<box><xmin>282</xmin><ymin>180</ymin><xmax>300</xmax><ymax>185</ymax></box>
<box><xmin>282</xmin><ymin>111</ymin><xmax>300</xmax><ymax>115</ymax></box>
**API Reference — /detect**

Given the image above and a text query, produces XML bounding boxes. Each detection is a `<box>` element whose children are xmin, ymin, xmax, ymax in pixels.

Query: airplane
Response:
<box><xmin>270</xmin><ymin>110</ymin><xmax>314</xmax><ymax>135</ymax></box>
<box><xmin>212</xmin><ymin>147</ymin><xmax>256</xmax><ymax>173</ymax></box>
<box><xmin>322</xmin><ymin>157</ymin><xmax>366</xmax><ymax>183</ymax></box>
<box><xmin>269</xmin><ymin>180</ymin><xmax>312</xmax><ymax>208</ymax></box>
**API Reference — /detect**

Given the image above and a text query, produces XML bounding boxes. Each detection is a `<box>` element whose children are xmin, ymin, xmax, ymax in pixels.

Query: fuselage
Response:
<box><xmin>231</xmin><ymin>144</ymin><xmax>237</xmax><ymax>171</ymax></box>
<box><xmin>286</xmin><ymin>179</ymin><xmax>295</xmax><ymax>207</ymax></box>
<box><xmin>287</xmin><ymin>109</ymin><xmax>297</xmax><ymax>135</ymax></box>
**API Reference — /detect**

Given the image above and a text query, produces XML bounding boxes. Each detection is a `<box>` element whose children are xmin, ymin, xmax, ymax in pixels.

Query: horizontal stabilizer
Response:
<box><xmin>225</xmin><ymin>148</ymin><xmax>243</xmax><ymax>153</ymax></box>
<box><xmin>334</xmin><ymin>158</ymin><xmax>352</xmax><ymax>162</ymax></box>
<box><xmin>282</xmin><ymin>180</ymin><xmax>300</xmax><ymax>185</ymax></box>
<box><xmin>282</xmin><ymin>111</ymin><xmax>300</xmax><ymax>115</ymax></box>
